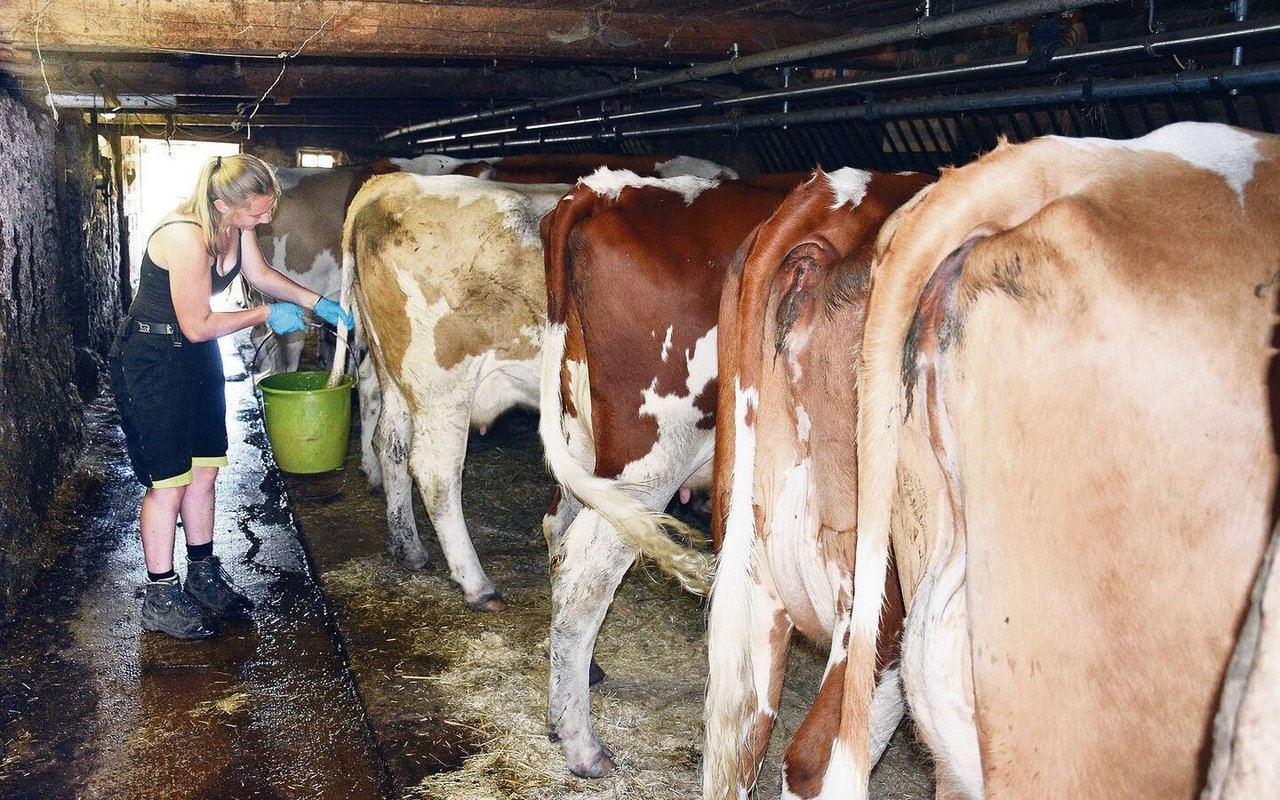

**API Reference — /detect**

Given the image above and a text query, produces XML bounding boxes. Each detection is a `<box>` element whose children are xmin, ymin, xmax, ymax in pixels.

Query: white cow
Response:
<box><xmin>329</xmin><ymin>173</ymin><xmax>563</xmax><ymax>609</ymax></box>
<box><xmin>250</xmin><ymin>155</ymin><xmax>475</xmax><ymax>377</ymax></box>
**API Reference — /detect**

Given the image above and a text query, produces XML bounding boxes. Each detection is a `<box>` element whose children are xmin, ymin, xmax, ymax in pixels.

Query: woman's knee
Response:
<box><xmin>144</xmin><ymin>484</ymin><xmax>187</xmax><ymax>512</ymax></box>
<box><xmin>189</xmin><ymin>466</ymin><xmax>220</xmax><ymax>492</ymax></box>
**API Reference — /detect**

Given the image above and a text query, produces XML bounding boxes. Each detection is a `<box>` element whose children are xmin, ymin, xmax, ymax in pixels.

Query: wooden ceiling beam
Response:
<box><xmin>4</xmin><ymin>57</ymin><xmax>626</xmax><ymax>103</ymax></box>
<box><xmin>91</xmin><ymin>111</ymin><xmax>395</xmax><ymax>129</ymax></box>
<box><xmin>1</xmin><ymin>0</ymin><xmax>848</xmax><ymax>63</ymax></box>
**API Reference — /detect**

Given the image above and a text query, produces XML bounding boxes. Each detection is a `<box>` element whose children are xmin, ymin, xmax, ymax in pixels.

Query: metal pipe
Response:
<box><xmin>435</xmin><ymin>62</ymin><xmax>1280</xmax><ymax>153</ymax></box>
<box><xmin>1224</xmin><ymin>92</ymin><xmax>1242</xmax><ymax>126</ymax></box>
<box><xmin>382</xmin><ymin>0</ymin><xmax>1121</xmax><ymax>140</ymax></box>
<box><xmin>1255</xmin><ymin>89</ymin><xmax>1276</xmax><ymax>131</ymax></box>
<box><xmin>1234</xmin><ymin>0</ymin><xmax>1250</xmax><ymax>66</ymax></box>
<box><xmin>412</xmin><ymin>17</ymin><xmax>1280</xmax><ymax>148</ymax></box>
<box><xmin>937</xmin><ymin>113</ymin><xmax>964</xmax><ymax>154</ymax></box>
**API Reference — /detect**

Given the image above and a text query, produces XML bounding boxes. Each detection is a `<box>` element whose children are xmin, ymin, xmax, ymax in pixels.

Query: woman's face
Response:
<box><xmin>218</xmin><ymin>193</ymin><xmax>276</xmax><ymax>230</ymax></box>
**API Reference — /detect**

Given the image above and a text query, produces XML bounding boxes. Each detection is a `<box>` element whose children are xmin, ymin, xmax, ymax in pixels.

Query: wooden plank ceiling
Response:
<box><xmin>0</xmin><ymin>0</ymin><xmax>916</xmax><ymax>148</ymax></box>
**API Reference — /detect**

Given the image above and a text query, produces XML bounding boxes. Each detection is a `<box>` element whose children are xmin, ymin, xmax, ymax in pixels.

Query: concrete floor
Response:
<box><xmin>0</xmin><ymin>349</ymin><xmax>388</xmax><ymax>799</ymax></box>
<box><xmin>0</xmin><ymin>341</ymin><xmax>935</xmax><ymax>799</ymax></box>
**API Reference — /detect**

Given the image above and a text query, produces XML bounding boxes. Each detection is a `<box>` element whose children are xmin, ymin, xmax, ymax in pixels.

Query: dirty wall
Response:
<box><xmin>0</xmin><ymin>83</ymin><xmax>122</xmax><ymax>624</ymax></box>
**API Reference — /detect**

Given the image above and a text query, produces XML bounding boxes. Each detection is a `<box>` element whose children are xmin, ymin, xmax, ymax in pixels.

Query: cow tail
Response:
<box><xmin>840</xmin><ymin>176</ymin><xmax>1000</xmax><ymax>798</ymax></box>
<box><xmin>325</xmin><ymin>182</ymin><xmax>364</xmax><ymax>390</ymax></box>
<box><xmin>327</xmin><ymin>175</ymin><xmax>381</xmax><ymax>389</ymax></box>
<box><xmin>835</xmin><ymin>191</ymin><xmax>957</xmax><ymax>798</ymax></box>
<box><xmin>704</xmin><ymin>377</ymin><xmax>775</xmax><ymax>800</ymax></box>
<box><xmin>537</xmin><ymin>189</ymin><xmax>715</xmax><ymax>595</ymax></box>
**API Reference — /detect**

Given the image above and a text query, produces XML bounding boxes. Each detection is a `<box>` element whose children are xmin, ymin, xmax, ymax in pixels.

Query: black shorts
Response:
<box><xmin>108</xmin><ymin>320</ymin><xmax>229</xmax><ymax>488</ymax></box>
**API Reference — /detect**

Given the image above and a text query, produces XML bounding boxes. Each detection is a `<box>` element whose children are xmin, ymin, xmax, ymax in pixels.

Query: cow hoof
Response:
<box><xmin>588</xmin><ymin>659</ymin><xmax>606</xmax><ymax>686</ymax></box>
<box><xmin>568</xmin><ymin>747</ymin><xmax>617</xmax><ymax>779</ymax></box>
<box><xmin>394</xmin><ymin>550</ymin><xmax>429</xmax><ymax>571</ymax></box>
<box><xmin>465</xmin><ymin>592</ymin><xmax>508</xmax><ymax>613</ymax></box>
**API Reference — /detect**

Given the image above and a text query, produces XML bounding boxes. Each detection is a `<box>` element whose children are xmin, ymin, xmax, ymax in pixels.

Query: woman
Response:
<box><xmin>108</xmin><ymin>153</ymin><xmax>352</xmax><ymax>640</ymax></box>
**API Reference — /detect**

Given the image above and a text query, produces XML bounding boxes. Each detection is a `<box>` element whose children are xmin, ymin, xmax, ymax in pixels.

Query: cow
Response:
<box><xmin>256</xmin><ymin>153</ymin><xmax>736</xmax><ymax>491</ymax></box>
<box><xmin>1203</xmin><ymin>520</ymin><xmax>1280</xmax><ymax>800</ymax></box>
<box><xmin>701</xmin><ymin>168</ymin><xmax>934</xmax><ymax>800</ymax></box>
<box><xmin>537</xmin><ymin>168</ymin><xmax>805</xmax><ymax>777</ymax></box>
<box><xmin>248</xmin><ymin>155</ymin><xmax>473</xmax><ymax>378</ymax></box>
<box><xmin>327</xmin><ymin>173</ymin><xmax>567</xmax><ymax>611</ymax></box>
<box><xmin>453</xmin><ymin>152</ymin><xmax>738</xmax><ymax>183</ymax></box>
<box><xmin>830</xmin><ymin>122</ymin><xmax>1280</xmax><ymax>798</ymax></box>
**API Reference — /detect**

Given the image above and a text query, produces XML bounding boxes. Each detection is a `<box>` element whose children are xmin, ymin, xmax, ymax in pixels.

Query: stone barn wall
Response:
<box><xmin>0</xmin><ymin>84</ymin><xmax>122</xmax><ymax>624</ymax></box>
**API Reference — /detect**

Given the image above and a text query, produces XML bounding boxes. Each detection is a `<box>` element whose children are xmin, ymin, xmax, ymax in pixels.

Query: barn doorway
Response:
<box><xmin>120</xmin><ymin>137</ymin><xmax>240</xmax><ymax>293</ymax></box>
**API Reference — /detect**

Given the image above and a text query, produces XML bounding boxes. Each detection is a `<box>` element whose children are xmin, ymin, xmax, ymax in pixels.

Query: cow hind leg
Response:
<box><xmin>407</xmin><ymin>405</ymin><xmax>504</xmax><ymax>612</ymax></box>
<box><xmin>547</xmin><ymin>508</ymin><xmax>635</xmax><ymax>777</ymax></box>
<box><xmin>542</xmin><ymin>485</ymin><xmax>580</xmax><ymax>553</ymax></box>
<box><xmin>703</xmin><ymin>552</ymin><xmax>790</xmax><ymax>800</ymax></box>
<box><xmin>901</xmin><ymin>557</ymin><xmax>981</xmax><ymax>800</ymax></box>
<box><xmin>375</xmin><ymin>383</ymin><xmax>431</xmax><ymax>571</ymax></box>
<box><xmin>781</xmin><ymin>624</ymin><xmax>903</xmax><ymax>799</ymax></box>
<box><xmin>543</xmin><ymin>489</ymin><xmax>606</xmax><ymax>686</ymax></box>
<box><xmin>357</xmin><ymin>351</ymin><xmax>383</xmax><ymax>492</ymax></box>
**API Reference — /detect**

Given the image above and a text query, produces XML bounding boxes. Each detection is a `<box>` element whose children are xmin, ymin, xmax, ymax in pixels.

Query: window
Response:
<box><xmin>298</xmin><ymin>149</ymin><xmax>339</xmax><ymax>168</ymax></box>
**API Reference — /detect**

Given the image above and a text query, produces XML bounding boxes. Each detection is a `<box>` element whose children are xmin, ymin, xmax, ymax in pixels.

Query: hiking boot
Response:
<box><xmin>141</xmin><ymin>578</ymin><xmax>218</xmax><ymax>639</ymax></box>
<box><xmin>185</xmin><ymin>556</ymin><xmax>254</xmax><ymax>617</ymax></box>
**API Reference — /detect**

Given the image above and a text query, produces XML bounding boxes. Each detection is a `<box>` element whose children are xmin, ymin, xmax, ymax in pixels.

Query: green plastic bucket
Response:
<box><xmin>258</xmin><ymin>370</ymin><xmax>354</xmax><ymax>474</ymax></box>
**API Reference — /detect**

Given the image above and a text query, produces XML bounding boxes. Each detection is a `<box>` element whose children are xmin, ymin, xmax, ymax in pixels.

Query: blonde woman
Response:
<box><xmin>108</xmin><ymin>153</ymin><xmax>352</xmax><ymax>639</ymax></box>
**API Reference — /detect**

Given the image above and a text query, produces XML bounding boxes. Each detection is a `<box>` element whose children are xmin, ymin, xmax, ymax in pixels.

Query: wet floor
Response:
<box><xmin>0</xmin><ymin>338</ymin><xmax>935</xmax><ymax>799</ymax></box>
<box><xmin>0</xmin><ymin>345</ymin><xmax>389</xmax><ymax>799</ymax></box>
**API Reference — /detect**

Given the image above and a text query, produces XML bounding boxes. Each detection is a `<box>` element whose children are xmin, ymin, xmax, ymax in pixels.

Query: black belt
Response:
<box><xmin>130</xmin><ymin>318</ymin><xmax>183</xmax><ymax>345</ymax></box>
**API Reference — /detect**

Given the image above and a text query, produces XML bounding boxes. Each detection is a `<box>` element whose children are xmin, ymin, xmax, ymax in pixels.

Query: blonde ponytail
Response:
<box><xmin>176</xmin><ymin>154</ymin><xmax>281</xmax><ymax>257</ymax></box>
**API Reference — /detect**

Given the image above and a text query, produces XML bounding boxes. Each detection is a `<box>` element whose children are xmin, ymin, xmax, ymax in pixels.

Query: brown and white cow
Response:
<box><xmin>249</xmin><ymin>155</ymin><xmax>473</xmax><ymax>378</ymax></box>
<box><xmin>833</xmin><ymin>122</ymin><xmax>1280</xmax><ymax>798</ymax></box>
<box><xmin>327</xmin><ymin>173</ymin><xmax>567</xmax><ymax>610</ymax></box>
<box><xmin>538</xmin><ymin>168</ymin><xmax>804</xmax><ymax>777</ymax></box>
<box><xmin>701</xmin><ymin>168</ymin><xmax>934</xmax><ymax>800</ymax></box>
<box><xmin>261</xmin><ymin>153</ymin><xmax>736</xmax><ymax>491</ymax></box>
<box><xmin>247</xmin><ymin>156</ymin><xmax>479</xmax><ymax>490</ymax></box>
<box><xmin>322</xmin><ymin>156</ymin><xmax>739</xmax><ymax>610</ymax></box>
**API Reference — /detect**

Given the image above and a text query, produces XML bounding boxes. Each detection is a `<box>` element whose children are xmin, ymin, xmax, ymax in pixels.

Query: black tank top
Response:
<box><xmin>128</xmin><ymin>219</ymin><xmax>242</xmax><ymax>323</ymax></box>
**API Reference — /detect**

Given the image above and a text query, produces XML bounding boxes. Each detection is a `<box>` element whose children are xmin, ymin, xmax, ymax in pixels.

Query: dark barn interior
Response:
<box><xmin>6</xmin><ymin>0</ymin><xmax>1280</xmax><ymax>169</ymax></box>
<box><xmin>0</xmin><ymin>0</ymin><xmax>1278</xmax><ymax>796</ymax></box>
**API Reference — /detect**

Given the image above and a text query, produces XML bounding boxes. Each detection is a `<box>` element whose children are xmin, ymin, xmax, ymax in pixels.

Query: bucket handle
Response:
<box><xmin>246</xmin><ymin>321</ymin><xmax>352</xmax><ymax>397</ymax></box>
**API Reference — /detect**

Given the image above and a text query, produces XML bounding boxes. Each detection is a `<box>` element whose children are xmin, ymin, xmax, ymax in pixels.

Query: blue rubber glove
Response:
<box><xmin>266</xmin><ymin>302</ymin><xmax>307</xmax><ymax>335</ymax></box>
<box><xmin>313</xmin><ymin>296</ymin><xmax>354</xmax><ymax>329</ymax></box>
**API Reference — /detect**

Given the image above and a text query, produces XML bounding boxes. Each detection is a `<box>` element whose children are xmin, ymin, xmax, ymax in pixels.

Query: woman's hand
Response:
<box><xmin>267</xmin><ymin>303</ymin><xmax>308</xmax><ymax>335</ymax></box>
<box><xmin>313</xmin><ymin>297</ymin><xmax>354</xmax><ymax>329</ymax></box>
